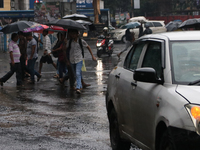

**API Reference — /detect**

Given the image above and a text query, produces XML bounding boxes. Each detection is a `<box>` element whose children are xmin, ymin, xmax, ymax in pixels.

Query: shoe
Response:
<box><xmin>17</xmin><ymin>84</ymin><xmax>24</xmax><ymax>87</ymax></box>
<box><xmin>76</xmin><ymin>89</ymin><xmax>81</xmax><ymax>94</ymax></box>
<box><xmin>28</xmin><ymin>81</ymin><xmax>35</xmax><ymax>84</ymax></box>
<box><xmin>0</xmin><ymin>79</ymin><xmax>3</xmax><ymax>86</ymax></box>
<box><xmin>37</xmin><ymin>75</ymin><xmax>42</xmax><ymax>82</ymax></box>
<box><xmin>83</xmin><ymin>83</ymin><xmax>91</xmax><ymax>88</ymax></box>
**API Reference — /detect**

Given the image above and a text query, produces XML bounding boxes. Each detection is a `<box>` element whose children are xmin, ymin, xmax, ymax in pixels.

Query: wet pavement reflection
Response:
<box><xmin>0</xmin><ymin>41</ymin><xmax>126</xmax><ymax>150</ymax></box>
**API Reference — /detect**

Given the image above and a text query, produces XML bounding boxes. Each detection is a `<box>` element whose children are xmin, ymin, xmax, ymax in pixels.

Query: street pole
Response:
<box><xmin>131</xmin><ymin>0</ymin><xmax>134</xmax><ymax>17</ymax></box>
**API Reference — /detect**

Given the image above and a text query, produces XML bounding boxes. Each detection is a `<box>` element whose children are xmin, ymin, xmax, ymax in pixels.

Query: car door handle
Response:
<box><xmin>131</xmin><ymin>82</ymin><xmax>137</xmax><ymax>86</ymax></box>
<box><xmin>115</xmin><ymin>74</ymin><xmax>120</xmax><ymax>79</ymax></box>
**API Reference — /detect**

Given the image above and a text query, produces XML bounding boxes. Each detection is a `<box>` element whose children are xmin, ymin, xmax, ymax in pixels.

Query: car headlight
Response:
<box><xmin>185</xmin><ymin>104</ymin><xmax>200</xmax><ymax>135</ymax></box>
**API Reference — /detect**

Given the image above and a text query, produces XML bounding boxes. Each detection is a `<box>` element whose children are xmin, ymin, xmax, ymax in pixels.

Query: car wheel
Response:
<box><xmin>159</xmin><ymin>129</ymin><xmax>175</xmax><ymax>150</ymax></box>
<box><xmin>97</xmin><ymin>50</ymin><xmax>102</xmax><ymax>58</ymax></box>
<box><xmin>122</xmin><ymin>35</ymin><xmax>127</xmax><ymax>43</ymax></box>
<box><xmin>109</xmin><ymin>109</ymin><xmax>131</xmax><ymax>150</ymax></box>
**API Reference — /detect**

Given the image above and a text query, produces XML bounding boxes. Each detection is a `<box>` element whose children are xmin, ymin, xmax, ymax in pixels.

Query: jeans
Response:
<box><xmin>27</xmin><ymin>58</ymin><xmax>40</xmax><ymax>82</ymax></box>
<box><xmin>71</xmin><ymin>61</ymin><xmax>83</xmax><ymax>89</ymax></box>
<box><xmin>1</xmin><ymin>63</ymin><xmax>22</xmax><ymax>85</ymax></box>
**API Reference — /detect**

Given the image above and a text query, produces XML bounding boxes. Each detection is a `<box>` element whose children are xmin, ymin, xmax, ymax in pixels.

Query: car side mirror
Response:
<box><xmin>133</xmin><ymin>67</ymin><xmax>163</xmax><ymax>84</ymax></box>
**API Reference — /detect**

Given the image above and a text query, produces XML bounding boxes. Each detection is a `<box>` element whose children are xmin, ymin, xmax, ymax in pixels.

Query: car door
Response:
<box><xmin>115</xmin><ymin>42</ymin><xmax>146</xmax><ymax>135</ymax></box>
<box><xmin>130</xmin><ymin>40</ymin><xmax>165</xmax><ymax>148</ymax></box>
<box><xmin>152</xmin><ymin>21</ymin><xmax>166</xmax><ymax>33</ymax></box>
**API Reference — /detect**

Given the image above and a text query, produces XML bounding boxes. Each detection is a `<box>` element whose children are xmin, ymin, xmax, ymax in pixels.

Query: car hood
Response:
<box><xmin>176</xmin><ymin>85</ymin><xmax>200</xmax><ymax>104</ymax></box>
<box><xmin>111</xmin><ymin>29</ymin><xmax>125</xmax><ymax>33</ymax></box>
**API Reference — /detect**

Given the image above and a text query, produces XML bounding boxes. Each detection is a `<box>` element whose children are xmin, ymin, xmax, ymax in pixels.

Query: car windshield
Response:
<box><xmin>171</xmin><ymin>41</ymin><xmax>200</xmax><ymax>84</ymax></box>
<box><xmin>120</xmin><ymin>22</ymin><xmax>140</xmax><ymax>29</ymax></box>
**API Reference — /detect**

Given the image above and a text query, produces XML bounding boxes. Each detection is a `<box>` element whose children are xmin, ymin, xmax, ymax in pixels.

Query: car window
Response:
<box><xmin>142</xmin><ymin>42</ymin><xmax>162</xmax><ymax>78</ymax></box>
<box><xmin>152</xmin><ymin>22</ymin><xmax>163</xmax><ymax>27</ymax></box>
<box><xmin>171</xmin><ymin>41</ymin><xmax>200</xmax><ymax>83</ymax></box>
<box><xmin>145</xmin><ymin>22</ymin><xmax>154</xmax><ymax>27</ymax></box>
<box><xmin>124</xmin><ymin>42</ymin><xmax>145</xmax><ymax>70</ymax></box>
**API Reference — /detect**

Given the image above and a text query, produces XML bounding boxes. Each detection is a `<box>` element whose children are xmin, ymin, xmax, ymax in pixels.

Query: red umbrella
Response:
<box><xmin>23</xmin><ymin>23</ymin><xmax>54</xmax><ymax>34</ymax></box>
<box><xmin>50</xmin><ymin>25</ymin><xmax>68</xmax><ymax>32</ymax></box>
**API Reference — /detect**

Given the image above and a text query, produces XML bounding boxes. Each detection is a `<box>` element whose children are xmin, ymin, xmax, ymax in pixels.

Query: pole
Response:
<box><xmin>131</xmin><ymin>0</ymin><xmax>134</xmax><ymax>17</ymax></box>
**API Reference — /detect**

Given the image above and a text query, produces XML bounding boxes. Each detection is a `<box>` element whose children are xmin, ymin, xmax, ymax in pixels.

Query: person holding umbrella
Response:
<box><xmin>0</xmin><ymin>33</ymin><xmax>22</xmax><ymax>86</ymax></box>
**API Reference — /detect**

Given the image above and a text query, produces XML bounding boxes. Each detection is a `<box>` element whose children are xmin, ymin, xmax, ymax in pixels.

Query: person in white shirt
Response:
<box><xmin>38</xmin><ymin>29</ymin><xmax>57</xmax><ymax>76</ymax></box>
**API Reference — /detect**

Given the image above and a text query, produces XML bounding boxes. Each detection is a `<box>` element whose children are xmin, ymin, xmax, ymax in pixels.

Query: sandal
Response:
<box><xmin>59</xmin><ymin>78</ymin><xmax>64</xmax><ymax>84</ymax></box>
<box><xmin>53</xmin><ymin>74</ymin><xmax>59</xmax><ymax>78</ymax></box>
<box><xmin>76</xmin><ymin>89</ymin><xmax>81</xmax><ymax>94</ymax></box>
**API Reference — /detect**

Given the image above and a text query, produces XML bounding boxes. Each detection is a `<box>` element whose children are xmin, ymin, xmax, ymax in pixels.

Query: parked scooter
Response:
<box><xmin>96</xmin><ymin>35</ymin><xmax>114</xmax><ymax>57</ymax></box>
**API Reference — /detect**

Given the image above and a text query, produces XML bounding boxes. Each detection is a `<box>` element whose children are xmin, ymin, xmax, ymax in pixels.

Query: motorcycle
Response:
<box><xmin>96</xmin><ymin>35</ymin><xmax>114</xmax><ymax>57</ymax></box>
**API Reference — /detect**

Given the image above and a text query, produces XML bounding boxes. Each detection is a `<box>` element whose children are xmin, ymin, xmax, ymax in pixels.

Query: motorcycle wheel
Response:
<box><xmin>97</xmin><ymin>50</ymin><xmax>102</xmax><ymax>58</ymax></box>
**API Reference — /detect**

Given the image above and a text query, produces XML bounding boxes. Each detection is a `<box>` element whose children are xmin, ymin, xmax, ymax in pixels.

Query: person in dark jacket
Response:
<box><xmin>117</xmin><ymin>28</ymin><xmax>135</xmax><ymax>57</ymax></box>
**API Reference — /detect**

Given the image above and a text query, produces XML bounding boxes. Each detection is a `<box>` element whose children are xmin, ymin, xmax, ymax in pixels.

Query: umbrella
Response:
<box><xmin>178</xmin><ymin>18</ymin><xmax>200</xmax><ymax>28</ymax></box>
<box><xmin>1</xmin><ymin>21</ymin><xmax>35</xmax><ymax>34</ymax></box>
<box><xmin>50</xmin><ymin>25</ymin><xmax>68</xmax><ymax>32</ymax></box>
<box><xmin>23</xmin><ymin>23</ymin><xmax>54</xmax><ymax>34</ymax></box>
<box><xmin>165</xmin><ymin>21</ymin><xmax>182</xmax><ymax>31</ymax></box>
<box><xmin>75</xmin><ymin>20</ymin><xmax>96</xmax><ymax>31</ymax></box>
<box><xmin>62</xmin><ymin>13</ymin><xmax>92</xmax><ymax>23</ymax></box>
<box><xmin>45</xmin><ymin>19</ymin><xmax>87</xmax><ymax>30</ymax></box>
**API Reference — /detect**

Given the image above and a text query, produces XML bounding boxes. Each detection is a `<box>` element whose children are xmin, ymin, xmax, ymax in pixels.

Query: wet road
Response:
<box><xmin>0</xmin><ymin>41</ymin><xmax>127</xmax><ymax>150</ymax></box>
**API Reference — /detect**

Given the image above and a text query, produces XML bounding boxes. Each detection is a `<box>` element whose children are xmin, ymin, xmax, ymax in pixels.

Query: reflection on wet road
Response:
<box><xmin>0</xmin><ymin>41</ymin><xmax>124</xmax><ymax>149</ymax></box>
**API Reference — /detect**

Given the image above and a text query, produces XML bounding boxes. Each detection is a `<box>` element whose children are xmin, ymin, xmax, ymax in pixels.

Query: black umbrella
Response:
<box><xmin>178</xmin><ymin>18</ymin><xmax>200</xmax><ymax>28</ymax></box>
<box><xmin>76</xmin><ymin>20</ymin><xmax>96</xmax><ymax>31</ymax></box>
<box><xmin>1</xmin><ymin>21</ymin><xmax>35</xmax><ymax>34</ymax></box>
<box><xmin>165</xmin><ymin>21</ymin><xmax>182</xmax><ymax>31</ymax></box>
<box><xmin>62</xmin><ymin>13</ymin><xmax>92</xmax><ymax>23</ymax></box>
<box><xmin>45</xmin><ymin>19</ymin><xmax>86</xmax><ymax>30</ymax></box>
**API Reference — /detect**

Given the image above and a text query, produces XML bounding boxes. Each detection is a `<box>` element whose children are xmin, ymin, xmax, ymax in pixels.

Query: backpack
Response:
<box><xmin>66</xmin><ymin>38</ymin><xmax>84</xmax><ymax>60</ymax></box>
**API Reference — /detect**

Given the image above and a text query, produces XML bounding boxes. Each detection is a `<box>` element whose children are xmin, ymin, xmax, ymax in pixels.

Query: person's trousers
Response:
<box><xmin>27</xmin><ymin>58</ymin><xmax>40</xmax><ymax>82</ymax></box>
<box><xmin>20</xmin><ymin>56</ymin><xmax>26</xmax><ymax>80</ymax></box>
<box><xmin>71</xmin><ymin>61</ymin><xmax>83</xmax><ymax>89</ymax></box>
<box><xmin>1</xmin><ymin>63</ymin><xmax>22</xmax><ymax>85</ymax></box>
<box><xmin>123</xmin><ymin>41</ymin><xmax>132</xmax><ymax>52</ymax></box>
<box><xmin>59</xmin><ymin>61</ymin><xmax>67</xmax><ymax>78</ymax></box>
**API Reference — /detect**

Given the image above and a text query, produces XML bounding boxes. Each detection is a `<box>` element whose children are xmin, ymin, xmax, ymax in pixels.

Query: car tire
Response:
<box><xmin>159</xmin><ymin>129</ymin><xmax>176</xmax><ymax>150</ymax></box>
<box><xmin>122</xmin><ymin>35</ymin><xmax>127</xmax><ymax>43</ymax></box>
<box><xmin>109</xmin><ymin>109</ymin><xmax>131</xmax><ymax>150</ymax></box>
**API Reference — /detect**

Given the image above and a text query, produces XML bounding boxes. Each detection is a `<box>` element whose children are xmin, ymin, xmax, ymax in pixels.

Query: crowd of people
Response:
<box><xmin>0</xmin><ymin>29</ymin><xmax>97</xmax><ymax>94</ymax></box>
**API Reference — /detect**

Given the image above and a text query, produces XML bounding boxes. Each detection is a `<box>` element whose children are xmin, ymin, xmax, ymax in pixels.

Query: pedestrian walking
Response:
<box><xmin>38</xmin><ymin>29</ymin><xmax>57</xmax><ymax>75</ymax></box>
<box><xmin>0</xmin><ymin>33</ymin><xmax>23</xmax><ymax>86</ymax></box>
<box><xmin>117</xmin><ymin>28</ymin><xmax>135</xmax><ymax>57</ymax></box>
<box><xmin>66</xmin><ymin>29</ymin><xmax>96</xmax><ymax>94</ymax></box>
<box><xmin>143</xmin><ymin>24</ymin><xmax>152</xmax><ymax>35</ymax></box>
<box><xmin>26</xmin><ymin>32</ymin><xmax>41</xmax><ymax>84</ymax></box>
<box><xmin>52</xmin><ymin>32</ymin><xmax>64</xmax><ymax>79</ymax></box>
<box><xmin>52</xmin><ymin>32</ymin><xmax>74</xmax><ymax>89</ymax></box>
<box><xmin>18</xmin><ymin>31</ymin><xmax>28</xmax><ymax>80</ymax></box>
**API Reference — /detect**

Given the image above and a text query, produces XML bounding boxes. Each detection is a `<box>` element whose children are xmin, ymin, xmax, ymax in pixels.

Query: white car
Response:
<box><xmin>106</xmin><ymin>31</ymin><xmax>200</xmax><ymax>150</ymax></box>
<box><xmin>111</xmin><ymin>21</ymin><xmax>167</xmax><ymax>43</ymax></box>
